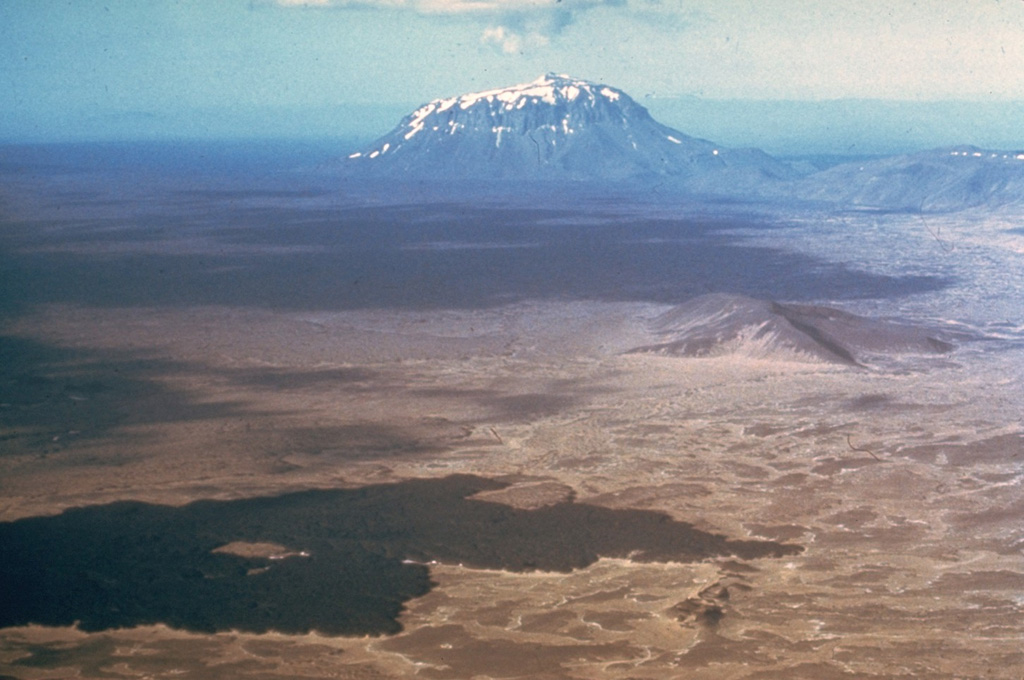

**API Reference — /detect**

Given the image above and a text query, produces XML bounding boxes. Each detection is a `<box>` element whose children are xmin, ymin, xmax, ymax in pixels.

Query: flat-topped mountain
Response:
<box><xmin>343</xmin><ymin>73</ymin><xmax>797</xmax><ymax>189</ymax></box>
<box><xmin>341</xmin><ymin>75</ymin><xmax>1024</xmax><ymax>211</ymax></box>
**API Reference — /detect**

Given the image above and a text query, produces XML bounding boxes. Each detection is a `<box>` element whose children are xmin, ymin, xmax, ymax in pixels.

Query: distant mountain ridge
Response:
<box><xmin>341</xmin><ymin>74</ymin><xmax>1024</xmax><ymax>212</ymax></box>
<box><xmin>343</xmin><ymin>73</ymin><xmax>797</xmax><ymax>190</ymax></box>
<box><xmin>797</xmin><ymin>146</ymin><xmax>1024</xmax><ymax>211</ymax></box>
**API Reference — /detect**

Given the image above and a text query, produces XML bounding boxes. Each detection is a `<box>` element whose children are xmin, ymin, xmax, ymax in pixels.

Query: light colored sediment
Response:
<box><xmin>1</xmin><ymin>300</ymin><xmax>1022</xmax><ymax>679</ymax></box>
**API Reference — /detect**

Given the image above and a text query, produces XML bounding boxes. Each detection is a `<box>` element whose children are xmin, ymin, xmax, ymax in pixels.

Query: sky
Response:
<box><xmin>3</xmin><ymin>0</ymin><xmax>1024</xmax><ymax>151</ymax></box>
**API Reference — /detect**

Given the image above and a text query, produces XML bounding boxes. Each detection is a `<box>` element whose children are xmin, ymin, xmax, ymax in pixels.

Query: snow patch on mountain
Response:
<box><xmin>798</xmin><ymin>145</ymin><xmax>1024</xmax><ymax>211</ymax></box>
<box><xmin>342</xmin><ymin>73</ymin><xmax>798</xmax><ymax>190</ymax></box>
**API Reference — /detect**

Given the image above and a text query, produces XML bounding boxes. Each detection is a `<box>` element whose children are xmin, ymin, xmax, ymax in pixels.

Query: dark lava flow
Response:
<box><xmin>0</xmin><ymin>475</ymin><xmax>800</xmax><ymax>636</ymax></box>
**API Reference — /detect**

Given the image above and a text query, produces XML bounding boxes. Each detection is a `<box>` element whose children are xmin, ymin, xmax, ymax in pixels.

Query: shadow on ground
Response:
<box><xmin>0</xmin><ymin>335</ymin><xmax>255</xmax><ymax>453</ymax></box>
<box><xmin>1</xmin><ymin>186</ymin><xmax>952</xmax><ymax>317</ymax></box>
<box><xmin>0</xmin><ymin>335</ymin><xmax>593</xmax><ymax>459</ymax></box>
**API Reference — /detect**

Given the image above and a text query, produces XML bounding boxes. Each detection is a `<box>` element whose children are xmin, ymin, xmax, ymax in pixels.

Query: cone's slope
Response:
<box><xmin>631</xmin><ymin>293</ymin><xmax>964</xmax><ymax>366</ymax></box>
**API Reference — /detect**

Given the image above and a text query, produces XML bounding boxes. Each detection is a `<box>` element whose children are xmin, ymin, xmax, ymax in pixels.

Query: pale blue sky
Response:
<box><xmin>3</xmin><ymin>0</ymin><xmax>1024</xmax><ymax>148</ymax></box>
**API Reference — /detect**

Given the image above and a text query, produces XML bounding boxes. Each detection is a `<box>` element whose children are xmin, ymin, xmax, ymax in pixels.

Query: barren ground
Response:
<box><xmin>1</xmin><ymin>150</ymin><xmax>1022</xmax><ymax>678</ymax></box>
<box><xmin>2</xmin><ymin>297</ymin><xmax>1022</xmax><ymax>679</ymax></box>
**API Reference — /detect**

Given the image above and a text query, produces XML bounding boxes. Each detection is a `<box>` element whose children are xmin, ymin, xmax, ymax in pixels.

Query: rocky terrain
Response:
<box><xmin>2</xmin><ymin>142</ymin><xmax>1023</xmax><ymax>677</ymax></box>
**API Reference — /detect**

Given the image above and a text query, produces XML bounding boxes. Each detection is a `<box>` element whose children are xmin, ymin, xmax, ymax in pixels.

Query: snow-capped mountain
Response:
<box><xmin>343</xmin><ymin>74</ymin><xmax>797</xmax><ymax>189</ymax></box>
<box><xmin>798</xmin><ymin>146</ymin><xmax>1024</xmax><ymax>211</ymax></box>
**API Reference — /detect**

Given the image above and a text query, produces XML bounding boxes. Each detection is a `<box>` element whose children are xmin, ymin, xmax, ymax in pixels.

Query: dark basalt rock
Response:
<box><xmin>0</xmin><ymin>474</ymin><xmax>800</xmax><ymax>636</ymax></box>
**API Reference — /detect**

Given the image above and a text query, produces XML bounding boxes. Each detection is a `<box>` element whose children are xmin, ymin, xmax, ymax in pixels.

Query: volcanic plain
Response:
<box><xmin>1</xmin><ymin>145</ymin><xmax>1023</xmax><ymax>679</ymax></box>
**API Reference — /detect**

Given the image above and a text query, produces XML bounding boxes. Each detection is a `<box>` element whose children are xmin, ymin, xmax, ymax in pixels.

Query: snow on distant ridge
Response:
<box><xmin>341</xmin><ymin>74</ymin><xmax>1024</xmax><ymax>208</ymax></box>
<box><xmin>798</xmin><ymin>144</ymin><xmax>1024</xmax><ymax>211</ymax></box>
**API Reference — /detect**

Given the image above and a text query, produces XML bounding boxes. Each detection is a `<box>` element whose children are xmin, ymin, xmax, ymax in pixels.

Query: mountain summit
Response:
<box><xmin>344</xmin><ymin>74</ymin><xmax>795</xmax><ymax>187</ymax></box>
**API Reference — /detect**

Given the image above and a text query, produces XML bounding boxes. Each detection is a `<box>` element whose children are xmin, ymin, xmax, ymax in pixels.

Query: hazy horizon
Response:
<box><xmin>4</xmin><ymin>1</ymin><xmax>1024</xmax><ymax>154</ymax></box>
<box><xmin>4</xmin><ymin>94</ymin><xmax>1024</xmax><ymax>159</ymax></box>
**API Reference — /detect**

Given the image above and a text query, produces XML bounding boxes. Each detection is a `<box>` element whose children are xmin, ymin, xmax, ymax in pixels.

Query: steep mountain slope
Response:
<box><xmin>343</xmin><ymin>74</ymin><xmax>797</xmax><ymax>190</ymax></box>
<box><xmin>798</xmin><ymin>146</ymin><xmax>1024</xmax><ymax>211</ymax></box>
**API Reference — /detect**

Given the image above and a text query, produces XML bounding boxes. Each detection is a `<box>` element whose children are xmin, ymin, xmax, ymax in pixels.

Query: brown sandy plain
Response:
<box><xmin>2</xmin><ymin>290</ymin><xmax>1023</xmax><ymax>679</ymax></box>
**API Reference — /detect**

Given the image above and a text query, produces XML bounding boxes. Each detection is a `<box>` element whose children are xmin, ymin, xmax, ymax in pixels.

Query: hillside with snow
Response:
<box><xmin>343</xmin><ymin>74</ymin><xmax>797</xmax><ymax>191</ymax></box>
<box><xmin>797</xmin><ymin>146</ymin><xmax>1024</xmax><ymax>212</ymax></box>
<box><xmin>340</xmin><ymin>74</ymin><xmax>1024</xmax><ymax>212</ymax></box>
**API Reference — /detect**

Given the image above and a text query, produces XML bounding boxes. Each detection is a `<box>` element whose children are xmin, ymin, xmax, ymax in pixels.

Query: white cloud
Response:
<box><xmin>264</xmin><ymin>0</ymin><xmax>1024</xmax><ymax>98</ymax></box>
<box><xmin>480</xmin><ymin>24</ymin><xmax>552</xmax><ymax>53</ymax></box>
<box><xmin>481</xmin><ymin>25</ymin><xmax>522</xmax><ymax>53</ymax></box>
<box><xmin>266</xmin><ymin>0</ymin><xmax>628</xmax><ymax>53</ymax></box>
<box><xmin>270</xmin><ymin>0</ymin><xmax>593</xmax><ymax>12</ymax></box>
